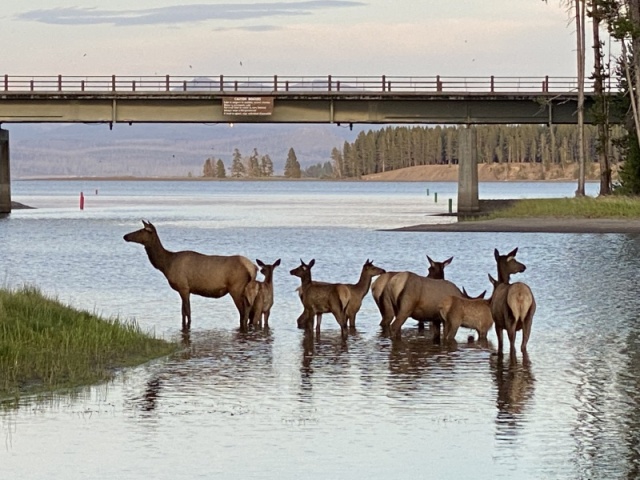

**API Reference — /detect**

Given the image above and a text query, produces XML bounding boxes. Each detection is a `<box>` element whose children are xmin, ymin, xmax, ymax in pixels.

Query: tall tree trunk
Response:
<box><xmin>576</xmin><ymin>0</ymin><xmax>587</xmax><ymax>196</ymax></box>
<box><xmin>591</xmin><ymin>0</ymin><xmax>612</xmax><ymax>195</ymax></box>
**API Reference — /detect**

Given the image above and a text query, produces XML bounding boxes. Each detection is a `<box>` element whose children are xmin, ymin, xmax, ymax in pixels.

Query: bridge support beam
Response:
<box><xmin>0</xmin><ymin>128</ymin><xmax>10</xmax><ymax>214</ymax></box>
<box><xmin>457</xmin><ymin>128</ymin><xmax>479</xmax><ymax>214</ymax></box>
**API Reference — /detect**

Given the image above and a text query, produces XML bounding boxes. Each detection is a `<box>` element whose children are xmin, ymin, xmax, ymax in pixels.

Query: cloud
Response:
<box><xmin>16</xmin><ymin>1</ymin><xmax>365</xmax><ymax>26</ymax></box>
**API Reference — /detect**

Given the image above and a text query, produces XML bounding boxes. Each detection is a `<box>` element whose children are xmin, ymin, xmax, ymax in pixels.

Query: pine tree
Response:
<box><xmin>215</xmin><ymin>159</ymin><xmax>226</xmax><ymax>178</ymax></box>
<box><xmin>231</xmin><ymin>148</ymin><xmax>246</xmax><ymax>178</ymax></box>
<box><xmin>260</xmin><ymin>154</ymin><xmax>274</xmax><ymax>177</ymax></box>
<box><xmin>248</xmin><ymin>148</ymin><xmax>261</xmax><ymax>177</ymax></box>
<box><xmin>203</xmin><ymin>158</ymin><xmax>214</xmax><ymax>177</ymax></box>
<box><xmin>284</xmin><ymin>147</ymin><xmax>301</xmax><ymax>178</ymax></box>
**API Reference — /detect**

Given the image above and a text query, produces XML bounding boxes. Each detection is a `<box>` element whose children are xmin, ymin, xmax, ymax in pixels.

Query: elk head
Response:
<box><xmin>494</xmin><ymin>248</ymin><xmax>526</xmax><ymax>283</ymax></box>
<box><xmin>123</xmin><ymin>219</ymin><xmax>158</xmax><ymax>246</ymax></box>
<box><xmin>427</xmin><ymin>255</ymin><xmax>453</xmax><ymax>279</ymax></box>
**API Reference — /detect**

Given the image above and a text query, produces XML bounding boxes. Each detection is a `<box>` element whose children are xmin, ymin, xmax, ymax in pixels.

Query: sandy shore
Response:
<box><xmin>391</xmin><ymin>217</ymin><xmax>640</xmax><ymax>234</ymax></box>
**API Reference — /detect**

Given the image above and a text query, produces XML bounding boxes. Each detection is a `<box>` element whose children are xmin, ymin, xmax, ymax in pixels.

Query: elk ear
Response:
<box><xmin>462</xmin><ymin>286</ymin><xmax>469</xmax><ymax>297</ymax></box>
<box><xmin>274</xmin><ymin>259</ymin><xmax>281</xmax><ymax>267</ymax></box>
<box><xmin>478</xmin><ymin>290</ymin><xmax>487</xmax><ymax>299</ymax></box>
<box><xmin>443</xmin><ymin>256</ymin><xmax>453</xmax><ymax>267</ymax></box>
<box><xmin>427</xmin><ymin>255</ymin><xmax>435</xmax><ymax>267</ymax></box>
<box><xmin>308</xmin><ymin>259</ymin><xmax>315</xmax><ymax>268</ymax></box>
<box><xmin>494</xmin><ymin>248</ymin><xmax>500</xmax><ymax>261</ymax></box>
<box><xmin>256</xmin><ymin>259</ymin><xmax>265</xmax><ymax>267</ymax></box>
<box><xmin>488</xmin><ymin>273</ymin><xmax>497</xmax><ymax>286</ymax></box>
<box><xmin>507</xmin><ymin>247</ymin><xmax>518</xmax><ymax>257</ymax></box>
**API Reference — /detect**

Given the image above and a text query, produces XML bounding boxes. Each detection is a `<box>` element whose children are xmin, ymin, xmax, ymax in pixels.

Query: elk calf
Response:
<box><xmin>290</xmin><ymin>259</ymin><xmax>350</xmax><ymax>337</ymax></box>
<box><xmin>440</xmin><ymin>288</ymin><xmax>493</xmax><ymax>342</ymax></box>
<box><xmin>344</xmin><ymin>259</ymin><xmax>386</xmax><ymax>328</ymax></box>
<box><xmin>242</xmin><ymin>258</ymin><xmax>281</xmax><ymax>329</ymax></box>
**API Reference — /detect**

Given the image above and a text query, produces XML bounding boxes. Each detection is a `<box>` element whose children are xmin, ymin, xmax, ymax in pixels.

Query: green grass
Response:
<box><xmin>0</xmin><ymin>285</ymin><xmax>178</xmax><ymax>403</ymax></box>
<box><xmin>481</xmin><ymin>196</ymin><xmax>640</xmax><ymax>219</ymax></box>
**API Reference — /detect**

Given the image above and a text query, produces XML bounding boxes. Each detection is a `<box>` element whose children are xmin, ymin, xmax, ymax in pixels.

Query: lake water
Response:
<box><xmin>2</xmin><ymin>179</ymin><xmax>639</xmax><ymax>480</ymax></box>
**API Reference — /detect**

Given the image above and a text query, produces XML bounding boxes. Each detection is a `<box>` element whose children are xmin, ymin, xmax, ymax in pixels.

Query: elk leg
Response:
<box><xmin>379</xmin><ymin>292</ymin><xmax>395</xmax><ymax>327</ymax></box>
<box><xmin>230</xmin><ymin>291</ymin><xmax>248</xmax><ymax>330</ymax></box>
<box><xmin>431</xmin><ymin>320</ymin><xmax>441</xmax><ymax>343</ymax></box>
<box><xmin>316</xmin><ymin>313</ymin><xmax>322</xmax><ymax>334</ymax></box>
<box><xmin>390</xmin><ymin>311</ymin><xmax>410</xmax><ymax>339</ymax></box>
<box><xmin>495</xmin><ymin>324</ymin><xmax>504</xmax><ymax>355</ymax></box>
<box><xmin>251</xmin><ymin>297</ymin><xmax>264</xmax><ymax>328</ymax></box>
<box><xmin>263</xmin><ymin>311</ymin><xmax>270</xmax><ymax>329</ymax></box>
<box><xmin>349</xmin><ymin>313</ymin><xmax>357</xmax><ymax>329</ymax></box>
<box><xmin>179</xmin><ymin>291</ymin><xmax>191</xmax><ymax>329</ymax></box>
<box><xmin>418</xmin><ymin>320</ymin><xmax>425</xmax><ymax>331</ymax></box>
<box><xmin>506</xmin><ymin>323</ymin><xmax>517</xmax><ymax>357</ymax></box>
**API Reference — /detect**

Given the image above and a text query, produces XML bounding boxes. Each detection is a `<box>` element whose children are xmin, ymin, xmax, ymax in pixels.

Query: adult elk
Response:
<box><xmin>242</xmin><ymin>258</ymin><xmax>281</xmax><ymax>329</ymax></box>
<box><xmin>344</xmin><ymin>259</ymin><xmax>386</xmax><ymax>328</ymax></box>
<box><xmin>123</xmin><ymin>220</ymin><xmax>257</xmax><ymax>329</ymax></box>
<box><xmin>372</xmin><ymin>255</ymin><xmax>453</xmax><ymax>329</ymax></box>
<box><xmin>290</xmin><ymin>259</ymin><xmax>350</xmax><ymax>338</ymax></box>
<box><xmin>490</xmin><ymin>248</ymin><xmax>536</xmax><ymax>356</ymax></box>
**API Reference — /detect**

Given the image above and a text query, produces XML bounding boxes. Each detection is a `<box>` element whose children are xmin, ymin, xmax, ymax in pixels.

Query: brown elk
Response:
<box><xmin>373</xmin><ymin>255</ymin><xmax>453</xmax><ymax>329</ymax></box>
<box><xmin>242</xmin><ymin>258</ymin><xmax>281</xmax><ymax>329</ymax></box>
<box><xmin>490</xmin><ymin>248</ymin><xmax>536</xmax><ymax>356</ymax></box>
<box><xmin>382</xmin><ymin>270</ymin><xmax>463</xmax><ymax>340</ymax></box>
<box><xmin>123</xmin><ymin>220</ymin><xmax>257</xmax><ymax>329</ymax></box>
<box><xmin>440</xmin><ymin>287</ymin><xmax>493</xmax><ymax>342</ymax></box>
<box><xmin>344</xmin><ymin>259</ymin><xmax>386</xmax><ymax>328</ymax></box>
<box><xmin>290</xmin><ymin>259</ymin><xmax>350</xmax><ymax>338</ymax></box>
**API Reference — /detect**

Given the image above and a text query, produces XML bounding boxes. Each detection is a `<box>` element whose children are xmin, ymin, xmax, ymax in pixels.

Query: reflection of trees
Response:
<box><xmin>128</xmin><ymin>327</ymin><xmax>274</xmax><ymax>414</ymax></box>
<box><xmin>490</xmin><ymin>352</ymin><xmax>535</xmax><ymax>442</ymax></box>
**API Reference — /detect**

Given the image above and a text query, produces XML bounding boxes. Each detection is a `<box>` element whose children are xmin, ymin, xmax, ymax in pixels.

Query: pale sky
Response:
<box><xmin>1</xmin><ymin>1</ymin><xmax>605</xmax><ymax>80</ymax></box>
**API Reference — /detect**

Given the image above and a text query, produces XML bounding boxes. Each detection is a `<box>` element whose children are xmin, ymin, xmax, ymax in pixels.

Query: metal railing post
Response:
<box><xmin>58</xmin><ymin>74</ymin><xmax>62</xmax><ymax>91</ymax></box>
<box><xmin>328</xmin><ymin>75</ymin><xmax>332</xmax><ymax>92</ymax></box>
<box><xmin>3</xmin><ymin>74</ymin><xmax>7</xmax><ymax>91</ymax></box>
<box><xmin>490</xmin><ymin>75</ymin><xmax>495</xmax><ymax>93</ymax></box>
<box><xmin>112</xmin><ymin>75</ymin><xmax>116</xmax><ymax>92</ymax></box>
<box><xmin>274</xmin><ymin>75</ymin><xmax>278</xmax><ymax>92</ymax></box>
<box><xmin>436</xmin><ymin>75</ymin><xmax>442</xmax><ymax>92</ymax></box>
<box><xmin>165</xmin><ymin>74</ymin><xmax>170</xmax><ymax>92</ymax></box>
<box><xmin>382</xmin><ymin>75</ymin><xmax>386</xmax><ymax>92</ymax></box>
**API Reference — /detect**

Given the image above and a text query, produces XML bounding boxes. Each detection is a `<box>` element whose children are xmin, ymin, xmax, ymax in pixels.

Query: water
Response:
<box><xmin>2</xmin><ymin>179</ymin><xmax>639</xmax><ymax>480</ymax></box>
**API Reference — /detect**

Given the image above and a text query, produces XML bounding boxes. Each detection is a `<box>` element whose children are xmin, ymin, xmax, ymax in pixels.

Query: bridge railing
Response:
<box><xmin>1</xmin><ymin>74</ymin><xmax>582</xmax><ymax>94</ymax></box>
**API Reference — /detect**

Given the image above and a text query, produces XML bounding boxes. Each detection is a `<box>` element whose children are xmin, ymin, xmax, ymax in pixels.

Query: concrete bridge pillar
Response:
<box><xmin>457</xmin><ymin>128</ymin><xmax>479</xmax><ymax>214</ymax></box>
<box><xmin>0</xmin><ymin>128</ymin><xmax>10</xmax><ymax>214</ymax></box>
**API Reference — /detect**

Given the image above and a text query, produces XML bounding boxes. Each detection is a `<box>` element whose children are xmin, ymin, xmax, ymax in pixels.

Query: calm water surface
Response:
<box><xmin>2</xmin><ymin>180</ymin><xmax>639</xmax><ymax>480</ymax></box>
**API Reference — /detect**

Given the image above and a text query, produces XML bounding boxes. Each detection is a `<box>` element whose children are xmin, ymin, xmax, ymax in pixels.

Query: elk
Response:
<box><xmin>242</xmin><ymin>258</ymin><xmax>281</xmax><ymax>329</ymax></box>
<box><xmin>490</xmin><ymin>248</ymin><xmax>536</xmax><ymax>356</ymax></box>
<box><xmin>344</xmin><ymin>259</ymin><xmax>386</xmax><ymax>328</ymax></box>
<box><xmin>440</xmin><ymin>287</ymin><xmax>493</xmax><ymax>342</ymax></box>
<box><xmin>123</xmin><ymin>220</ymin><xmax>257</xmax><ymax>329</ymax></box>
<box><xmin>290</xmin><ymin>259</ymin><xmax>350</xmax><ymax>337</ymax></box>
<box><xmin>372</xmin><ymin>255</ymin><xmax>453</xmax><ymax>328</ymax></box>
<box><xmin>382</xmin><ymin>270</ymin><xmax>463</xmax><ymax>340</ymax></box>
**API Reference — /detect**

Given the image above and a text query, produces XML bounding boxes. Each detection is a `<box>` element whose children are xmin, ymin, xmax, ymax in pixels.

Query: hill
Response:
<box><xmin>362</xmin><ymin>162</ymin><xmax>617</xmax><ymax>182</ymax></box>
<box><xmin>9</xmin><ymin>123</ymin><xmax>362</xmax><ymax>178</ymax></box>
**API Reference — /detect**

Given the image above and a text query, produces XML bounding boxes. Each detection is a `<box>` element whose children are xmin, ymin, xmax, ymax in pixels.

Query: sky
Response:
<box><xmin>0</xmin><ymin>1</ymin><xmax>609</xmax><ymax>80</ymax></box>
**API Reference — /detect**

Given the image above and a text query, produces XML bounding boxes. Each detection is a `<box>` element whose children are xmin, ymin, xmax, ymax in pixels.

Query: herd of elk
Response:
<box><xmin>123</xmin><ymin>221</ymin><xmax>535</xmax><ymax>356</ymax></box>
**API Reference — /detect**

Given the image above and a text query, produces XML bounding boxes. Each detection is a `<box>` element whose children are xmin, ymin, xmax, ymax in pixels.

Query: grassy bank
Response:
<box><xmin>0</xmin><ymin>286</ymin><xmax>178</xmax><ymax>403</ymax></box>
<box><xmin>481</xmin><ymin>196</ymin><xmax>640</xmax><ymax>219</ymax></box>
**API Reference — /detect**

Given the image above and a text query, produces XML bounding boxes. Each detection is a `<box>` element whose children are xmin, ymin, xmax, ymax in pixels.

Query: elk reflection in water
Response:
<box><xmin>491</xmin><ymin>352</ymin><xmax>536</xmax><ymax>441</ymax></box>
<box><xmin>130</xmin><ymin>327</ymin><xmax>274</xmax><ymax>414</ymax></box>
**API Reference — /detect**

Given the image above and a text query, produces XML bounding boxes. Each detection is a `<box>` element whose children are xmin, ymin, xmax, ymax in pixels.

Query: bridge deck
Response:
<box><xmin>0</xmin><ymin>74</ymin><xmax>599</xmax><ymax>124</ymax></box>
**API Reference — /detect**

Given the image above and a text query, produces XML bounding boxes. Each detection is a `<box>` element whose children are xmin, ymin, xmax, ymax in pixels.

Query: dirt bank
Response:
<box><xmin>362</xmin><ymin>162</ymin><xmax>614</xmax><ymax>183</ymax></box>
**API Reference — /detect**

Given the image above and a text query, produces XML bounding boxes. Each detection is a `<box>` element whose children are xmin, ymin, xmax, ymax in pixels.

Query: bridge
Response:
<box><xmin>0</xmin><ymin>74</ymin><xmax>602</xmax><ymax>214</ymax></box>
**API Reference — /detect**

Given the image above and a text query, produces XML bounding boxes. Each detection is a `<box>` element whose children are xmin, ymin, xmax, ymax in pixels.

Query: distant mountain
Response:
<box><xmin>8</xmin><ymin>122</ymin><xmax>367</xmax><ymax>178</ymax></box>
